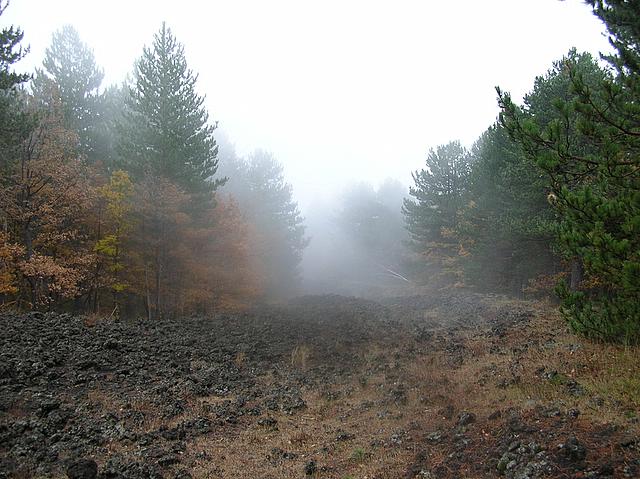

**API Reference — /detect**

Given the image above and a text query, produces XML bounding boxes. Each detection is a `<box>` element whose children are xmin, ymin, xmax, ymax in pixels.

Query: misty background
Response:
<box><xmin>3</xmin><ymin>0</ymin><xmax>612</xmax><ymax>294</ymax></box>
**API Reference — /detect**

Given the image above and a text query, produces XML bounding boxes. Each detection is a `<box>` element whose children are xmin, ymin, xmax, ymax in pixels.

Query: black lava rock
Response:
<box><xmin>304</xmin><ymin>460</ymin><xmax>317</xmax><ymax>475</ymax></box>
<box><xmin>66</xmin><ymin>459</ymin><xmax>98</xmax><ymax>479</ymax></box>
<box><xmin>458</xmin><ymin>411</ymin><xmax>476</xmax><ymax>426</ymax></box>
<box><xmin>560</xmin><ymin>435</ymin><xmax>587</xmax><ymax>462</ymax></box>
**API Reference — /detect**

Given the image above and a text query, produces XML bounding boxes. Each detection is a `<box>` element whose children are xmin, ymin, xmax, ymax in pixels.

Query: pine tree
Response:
<box><xmin>0</xmin><ymin>0</ymin><xmax>31</xmax><ymax>173</ymax></box>
<box><xmin>458</xmin><ymin>124</ymin><xmax>558</xmax><ymax>293</ymax></box>
<box><xmin>498</xmin><ymin>2</ymin><xmax>640</xmax><ymax>343</ymax></box>
<box><xmin>403</xmin><ymin>141</ymin><xmax>471</xmax><ymax>247</ymax></box>
<box><xmin>0</xmin><ymin>2</ymin><xmax>27</xmax><ymax>89</ymax></box>
<box><xmin>402</xmin><ymin>141</ymin><xmax>471</xmax><ymax>285</ymax></box>
<box><xmin>32</xmin><ymin>25</ymin><xmax>105</xmax><ymax>161</ymax></box>
<box><xmin>120</xmin><ymin>23</ymin><xmax>223</xmax><ymax>199</ymax></box>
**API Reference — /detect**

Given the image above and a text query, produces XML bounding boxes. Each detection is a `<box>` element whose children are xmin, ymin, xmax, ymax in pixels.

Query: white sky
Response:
<box><xmin>4</xmin><ymin>0</ymin><xmax>611</xmax><ymax>209</ymax></box>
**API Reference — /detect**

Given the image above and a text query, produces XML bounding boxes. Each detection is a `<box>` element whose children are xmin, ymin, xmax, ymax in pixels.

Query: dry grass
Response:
<box><xmin>491</xmin><ymin>307</ymin><xmax>640</xmax><ymax>425</ymax></box>
<box><xmin>234</xmin><ymin>351</ymin><xmax>247</xmax><ymax>367</ymax></box>
<box><xmin>291</xmin><ymin>343</ymin><xmax>312</xmax><ymax>370</ymax></box>
<box><xmin>180</xmin><ymin>302</ymin><xmax>638</xmax><ymax>478</ymax></box>
<box><xmin>60</xmin><ymin>298</ymin><xmax>639</xmax><ymax>479</ymax></box>
<box><xmin>183</xmin><ymin>359</ymin><xmax>431</xmax><ymax>477</ymax></box>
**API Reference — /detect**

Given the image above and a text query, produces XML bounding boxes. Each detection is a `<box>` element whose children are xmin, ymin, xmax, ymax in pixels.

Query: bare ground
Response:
<box><xmin>1</xmin><ymin>291</ymin><xmax>638</xmax><ymax>478</ymax></box>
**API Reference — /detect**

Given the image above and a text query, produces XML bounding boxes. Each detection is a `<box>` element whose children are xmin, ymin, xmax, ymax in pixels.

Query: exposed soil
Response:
<box><xmin>1</xmin><ymin>292</ymin><xmax>638</xmax><ymax>478</ymax></box>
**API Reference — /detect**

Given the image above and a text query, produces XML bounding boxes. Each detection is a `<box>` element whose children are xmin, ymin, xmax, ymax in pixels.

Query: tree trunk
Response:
<box><xmin>23</xmin><ymin>221</ymin><xmax>37</xmax><ymax>309</ymax></box>
<box><xmin>144</xmin><ymin>264</ymin><xmax>151</xmax><ymax>321</ymax></box>
<box><xmin>570</xmin><ymin>258</ymin><xmax>583</xmax><ymax>291</ymax></box>
<box><xmin>154</xmin><ymin>249</ymin><xmax>161</xmax><ymax>320</ymax></box>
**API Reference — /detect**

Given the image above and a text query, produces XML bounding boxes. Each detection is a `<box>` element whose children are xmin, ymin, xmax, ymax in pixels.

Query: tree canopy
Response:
<box><xmin>120</xmin><ymin>23</ymin><xmax>223</xmax><ymax>200</ymax></box>
<box><xmin>497</xmin><ymin>3</ymin><xmax>640</xmax><ymax>342</ymax></box>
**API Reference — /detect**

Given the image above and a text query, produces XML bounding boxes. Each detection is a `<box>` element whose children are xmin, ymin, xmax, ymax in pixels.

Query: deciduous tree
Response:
<box><xmin>94</xmin><ymin>170</ymin><xmax>133</xmax><ymax>313</ymax></box>
<box><xmin>0</xmin><ymin>91</ymin><xmax>96</xmax><ymax>308</ymax></box>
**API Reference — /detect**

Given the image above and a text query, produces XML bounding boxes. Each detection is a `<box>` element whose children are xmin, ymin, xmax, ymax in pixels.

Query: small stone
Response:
<box><xmin>426</xmin><ymin>431</ymin><xmax>444</xmax><ymax>443</ymax></box>
<box><xmin>528</xmin><ymin>441</ymin><xmax>542</xmax><ymax>454</ymax></box>
<box><xmin>497</xmin><ymin>452</ymin><xmax>513</xmax><ymax>472</ymax></box>
<box><xmin>458</xmin><ymin>411</ymin><xmax>476</xmax><ymax>426</ymax></box>
<box><xmin>508</xmin><ymin>440</ymin><xmax>521</xmax><ymax>452</ymax></box>
<box><xmin>257</xmin><ymin>417</ymin><xmax>278</xmax><ymax>429</ymax></box>
<box><xmin>566</xmin><ymin>380</ymin><xmax>585</xmax><ymax>397</ymax></box>
<box><xmin>157</xmin><ymin>454</ymin><xmax>180</xmax><ymax>467</ymax></box>
<box><xmin>39</xmin><ymin>399</ymin><xmax>60</xmax><ymax>414</ymax></box>
<box><xmin>620</xmin><ymin>435</ymin><xmax>637</xmax><ymax>448</ymax></box>
<box><xmin>488</xmin><ymin>410</ymin><xmax>502</xmax><ymax>420</ymax></box>
<box><xmin>336</xmin><ymin>430</ymin><xmax>354</xmax><ymax>441</ymax></box>
<box><xmin>304</xmin><ymin>460</ymin><xmax>317</xmax><ymax>475</ymax></box>
<box><xmin>560</xmin><ymin>435</ymin><xmax>586</xmax><ymax>461</ymax></box>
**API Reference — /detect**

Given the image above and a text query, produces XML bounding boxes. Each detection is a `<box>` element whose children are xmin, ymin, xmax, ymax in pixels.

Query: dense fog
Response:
<box><xmin>0</xmin><ymin>0</ymin><xmax>632</xmax><ymax>325</ymax></box>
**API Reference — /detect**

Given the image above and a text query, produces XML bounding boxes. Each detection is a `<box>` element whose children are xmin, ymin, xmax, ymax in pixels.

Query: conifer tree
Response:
<box><xmin>403</xmin><ymin>141</ymin><xmax>471</xmax><ymax>247</ymax></box>
<box><xmin>219</xmin><ymin>149</ymin><xmax>307</xmax><ymax>297</ymax></box>
<box><xmin>32</xmin><ymin>25</ymin><xmax>105</xmax><ymax>161</ymax></box>
<box><xmin>0</xmin><ymin>0</ymin><xmax>31</xmax><ymax>172</ymax></box>
<box><xmin>498</xmin><ymin>1</ymin><xmax>640</xmax><ymax>343</ymax></box>
<box><xmin>458</xmin><ymin>124</ymin><xmax>558</xmax><ymax>292</ymax></box>
<box><xmin>460</xmin><ymin>51</ymin><xmax>604</xmax><ymax>293</ymax></box>
<box><xmin>120</xmin><ymin>23</ymin><xmax>223</xmax><ymax>199</ymax></box>
<box><xmin>402</xmin><ymin>141</ymin><xmax>471</xmax><ymax>285</ymax></box>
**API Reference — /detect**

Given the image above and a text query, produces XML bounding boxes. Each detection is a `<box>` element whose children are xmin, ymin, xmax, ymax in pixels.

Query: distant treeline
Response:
<box><xmin>403</xmin><ymin>1</ymin><xmax>639</xmax><ymax>343</ymax></box>
<box><xmin>1</xmin><ymin>1</ymin><xmax>638</xmax><ymax>343</ymax></box>
<box><xmin>0</xmin><ymin>5</ymin><xmax>306</xmax><ymax>318</ymax></box>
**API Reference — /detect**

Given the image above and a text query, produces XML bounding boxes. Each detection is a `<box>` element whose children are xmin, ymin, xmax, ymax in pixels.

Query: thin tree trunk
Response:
<box><xmin>155</xmin><ymin>247</ymin><xmax>160</xmax><ymax>320</ymax></box>
<box><xmin>144</xmin><ymin>264</ymin><xmax>151</xmax><ymax>321</ymax></box>
<box><xmin>93</xmin><ymin>287</ymin><xmax>99</xmax><ymax>314</ymax></box>
<box><xmin>23</xmin><ymin>221</ymin><xmax>37</xmax><ymax>309</ymax></box>
<box><xmin>570</xmin><ymin>258</ymin><xmax>583</xmax><ymax>291</ymax></box>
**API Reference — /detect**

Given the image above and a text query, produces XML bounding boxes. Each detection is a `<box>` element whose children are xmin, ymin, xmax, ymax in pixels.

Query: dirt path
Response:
<box><xmin>1</xmin><ymin>293</ymin><xmax>638</xmax><ymax>478</ymax></box>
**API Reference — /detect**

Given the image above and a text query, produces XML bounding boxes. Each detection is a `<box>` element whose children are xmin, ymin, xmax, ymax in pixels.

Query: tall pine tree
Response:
<box><xmin>402</xmin><ymin>141</ymin><xmax>471</xmax><ymax>285</ymax></box>
<box><xmin>120</xmin><ymin>23</ymin><xmax>223</xmax><ymax>200</ymax></box>
<box><xmin>460</xmin><ymin>51</ymin><xmax>605</xmax><ymax>293</ymax></box>
<box><xmin>0</xmin><ymin>0</ymin><xmax>31</xmax><ymax>173</ymax></box>
<box><xmin>458</xmin><ymin>124</ymin><xmax>557</xmax><ymax>293</ymax></box>
<box><xmin>32</xmin><ymin>25</ymin><xmax>105</xmax><ymax>161</ymax></box>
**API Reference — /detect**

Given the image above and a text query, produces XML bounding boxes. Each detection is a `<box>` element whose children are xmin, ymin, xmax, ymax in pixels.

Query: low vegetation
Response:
<box><xmin>1</xmin><ymin>292</ymin><xmax>638</xmax><ymax>478</ymax></box>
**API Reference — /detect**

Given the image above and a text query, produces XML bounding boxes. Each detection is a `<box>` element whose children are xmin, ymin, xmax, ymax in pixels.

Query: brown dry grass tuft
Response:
<box><xmin>291</xmin><ymin>343</ymin><xmax>311</xmax><ymax>370</ymax></box>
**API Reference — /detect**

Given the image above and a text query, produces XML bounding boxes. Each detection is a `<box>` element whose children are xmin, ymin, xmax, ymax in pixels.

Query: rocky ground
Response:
<box><xmin>0</xmin><ymin>291</ymin><xmax>638</xmax><ymax>478</ymax></box>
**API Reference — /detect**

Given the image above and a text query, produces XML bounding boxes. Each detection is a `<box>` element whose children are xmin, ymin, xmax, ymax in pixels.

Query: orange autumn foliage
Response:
<box><xmin>0</xmin><ymin>92</ymin><xmax>97</xmax><ymax>308</ymax></box>
<box><xmin>128</xmin><ymin>176</ymin><xmax>263</xmax><ymax>319</ymax></box>
<box><xmin>182</xmin><ymin>195</ymin><xmax>264</xmax><ymax>313</ymax></box>
<box><xmin>0</xmin><ymin>232</ymin><xmax>23</xmax><ymax>297</ymax></box>
<box><xmin>0</xmin><ymin>92</ymin><xmax>263</xmax><ymax>315</ymax></box>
